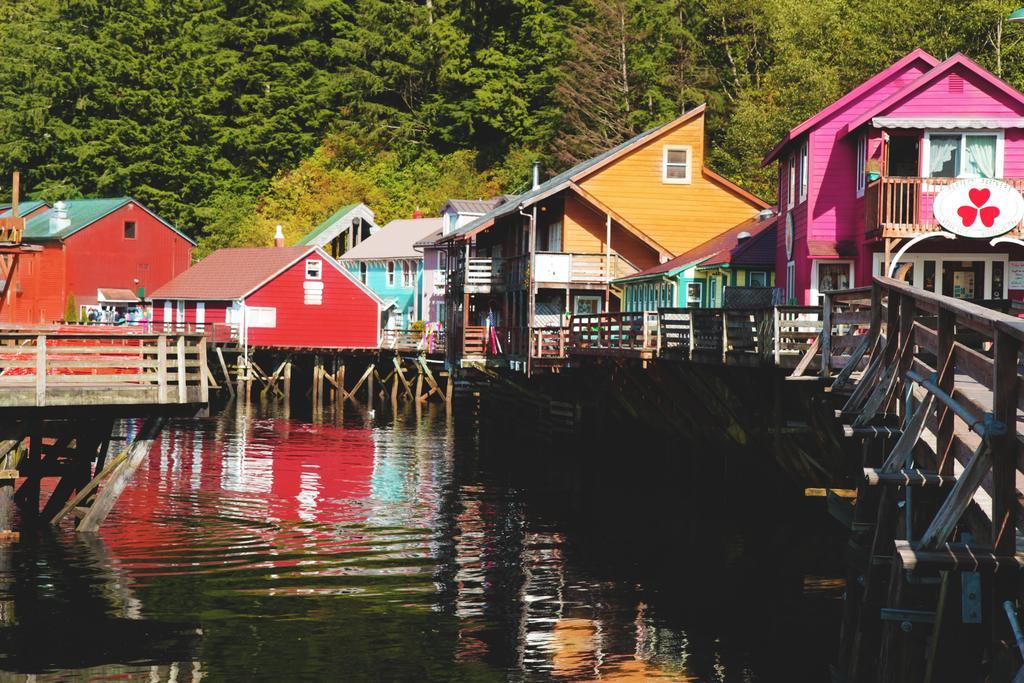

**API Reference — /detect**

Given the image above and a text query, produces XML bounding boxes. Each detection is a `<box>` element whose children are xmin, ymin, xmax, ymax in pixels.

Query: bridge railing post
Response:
<box><xmin>35</xmin><ymin>335</ymin><xmax>45</xmax><ymax>407</ymax></box>
<box><xmin>821</xmin><ymin>293</ymin><xmax>832</xmax><ymax>378</ymax></box>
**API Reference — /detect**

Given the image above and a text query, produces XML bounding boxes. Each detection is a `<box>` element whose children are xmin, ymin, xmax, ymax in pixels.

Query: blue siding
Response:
<box><xmin>345</xmin><ymin>259</ymin><xmax>423</xmax><ymax>324</ymax></box>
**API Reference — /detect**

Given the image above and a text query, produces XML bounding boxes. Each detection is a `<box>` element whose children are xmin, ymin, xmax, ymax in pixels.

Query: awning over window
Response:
<box><xmin>871</xmin><ymin>116</ymin><xmax>1024</xmax><ymax>130</ymax></box>
<box><xmin>97</xmin><ymin>288</ymin><xmax>141</xmax><ymax>303</ymax></box>
<box><xmin>808</xmin><ymin>240</ymin><xmax>857</xmax><ymax>258</ymax></box>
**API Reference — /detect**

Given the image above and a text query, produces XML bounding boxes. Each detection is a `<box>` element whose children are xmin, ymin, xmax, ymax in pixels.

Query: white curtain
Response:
<box><xmin>965</xmin><ymin>136</ymin><xmax>997</xmax><ymax>178</ymax></box>
<box><xmin>929</xmin><ymin>135</ymin><xmax>960</xmax><ymax>176</ymax></box>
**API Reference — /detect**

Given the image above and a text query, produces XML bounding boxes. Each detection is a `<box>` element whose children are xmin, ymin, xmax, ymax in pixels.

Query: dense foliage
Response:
<box><xmin>1</xmin><ymin>0</ymin><xmax>1023</xmax><ymax>253</ymax></box>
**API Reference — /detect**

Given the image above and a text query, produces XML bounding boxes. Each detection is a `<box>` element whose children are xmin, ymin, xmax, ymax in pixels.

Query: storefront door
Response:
<box><xmin>942</xmin><ymin>261</ymin><xmax>985</xmax><ymax>301</ymax></box>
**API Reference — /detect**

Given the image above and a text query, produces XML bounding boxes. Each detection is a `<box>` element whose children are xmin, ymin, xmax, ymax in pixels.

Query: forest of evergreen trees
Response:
<box><xmin>1</xmin><ymin>0</ymin><xmax>1022</xmax><ymax>253</ymax></box>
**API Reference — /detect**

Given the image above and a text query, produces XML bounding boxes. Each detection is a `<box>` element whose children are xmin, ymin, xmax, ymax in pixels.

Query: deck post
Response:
<box><xmin>176</xmin><ymin>335</ymin><xmax>187</xmax><ymax>403</ymax></box>
<box><xmin>367</xmin><ymin>363</ymin><xmax>374</xmax><ymax>410</ymax></box>
<box><xmin>338</xmin><ymin>362</ymin><xmax>346</xmax><ymax>400</ymax></box>
<box><xmin>35</xmin><ymin>335</ymin><xmax>45</xmax><ymax>407</ymax></box>
<box><xmin>936</xmin><ymin>308</ymin><xmax>955</xmax><ymax>474</ymax></box>
<box><xmin>283</xmin><ymin>360</ymin><xmax>292</xmax><ymax>403</ymax></box>
<box><xmin>821</xmin><ymin>293</ymin><xmax>832</xmax><ymax>378</ymax></box>
<box><xmin>721</xmin><ymin>312</ymin><xmax>728</xmax><ymax>364</ymax></box>
<box><xmin>198</xmin><ymin>338</ymin><xmax>210</xmax><ymax>404</ymax></box>
<box><xmin>157</xmin><ymin>335</ymin><xmax>169</xmax><ymax>403</ymax></box>
<box><xmin>991</xmin><ymin>327</ymin><xmax>1021</xmax><ymax>675</ymax></box>
<box><xmin>312</xmin><ymin>355</ymin><xmax>321</xmax><ymax>411</ymax></box>
<box><xmin>773</xmin><ymin>308</ymin><xmax>780</xmax><ymax>366</ymax></box>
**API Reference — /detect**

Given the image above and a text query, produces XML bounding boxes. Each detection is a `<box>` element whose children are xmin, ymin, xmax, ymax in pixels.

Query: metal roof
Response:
<box><xmin>296</xmin><ymin>203</ymin><xmax>374</xmax><ymax>246</ymax></box>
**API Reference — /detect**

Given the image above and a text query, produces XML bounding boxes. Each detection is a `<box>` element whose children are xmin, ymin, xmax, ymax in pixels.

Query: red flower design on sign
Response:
<box><xmin>957</xmin><ymin>187</ymin><xmax>1001</xmax><ymax>228</ymax></box>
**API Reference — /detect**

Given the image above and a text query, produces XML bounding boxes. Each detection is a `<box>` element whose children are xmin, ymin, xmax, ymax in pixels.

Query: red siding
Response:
<box><xmin>64</xmin><ymin>202</ymin><xmax>192</xmax><ymax>304</ymax></box>
<box><xmin>2</xmin><ymin>243</ymin><xmax>66</xmax><ymax>324</ymax></box>
<box><xmin>243</xmin><ymin>256</ymin><xmax>379</xmax><ymax>348</ymax></box>
<box><xmin>152</xmin><ymin>299</ymin><xmax>230</xmax><ymax>326</ymax></box>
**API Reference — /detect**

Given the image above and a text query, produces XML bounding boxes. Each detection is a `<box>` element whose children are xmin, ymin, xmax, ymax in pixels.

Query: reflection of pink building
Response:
<box><xmin>766</xmin><ymin>49</ymin><xmax>1024</xmax><ymax>305</ymax></box>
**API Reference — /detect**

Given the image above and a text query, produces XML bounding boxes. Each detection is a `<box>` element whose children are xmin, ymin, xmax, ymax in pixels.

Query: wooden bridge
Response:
<box><xmin>0</xmin><ymin>328</ymin><xmax>210</xmax><ymax>539</ymax></box>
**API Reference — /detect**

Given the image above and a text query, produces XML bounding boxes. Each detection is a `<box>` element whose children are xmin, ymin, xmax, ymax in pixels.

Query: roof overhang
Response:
<box><xmin>865</xmin><ymin>116</ymin><xmax>1024</xmax><ymax>131</ymax></box>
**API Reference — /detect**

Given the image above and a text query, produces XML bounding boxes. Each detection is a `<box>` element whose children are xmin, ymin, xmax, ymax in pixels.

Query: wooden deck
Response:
<box><xmin>0</xmin><ymin>330</ymin><xmax>209</xmax><ymax>413</ymax></box>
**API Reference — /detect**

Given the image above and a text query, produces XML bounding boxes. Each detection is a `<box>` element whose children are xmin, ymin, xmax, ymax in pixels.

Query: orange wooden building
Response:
<box><xmin>436</xmin><ymin>104</ymin><xmax>768</xmax><ymax>367</ymax></box>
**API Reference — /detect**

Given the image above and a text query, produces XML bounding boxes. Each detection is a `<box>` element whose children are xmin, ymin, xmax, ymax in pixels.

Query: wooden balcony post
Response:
<box><xmin>722</xmin><ymin>312</ymin><xmax>728</xmax><ymax>364</ymax></box>
<box><xmin>198</xmin><ymin>337</ymin><xmax>209</xmax><ymax>404</ymax></box>
<box><xmin>773</xmin><ymin>308</ymin><xmax>781</xmax><ymax>366</ymax></box>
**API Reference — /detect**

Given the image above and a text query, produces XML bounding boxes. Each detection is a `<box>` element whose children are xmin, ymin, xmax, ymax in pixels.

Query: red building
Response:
<box><xmin>0</xmin><ymin>197</ymin><xmax>195</xmax><ymax>323</ymax></box>
<box><xmin>149</xmin><ymin>246</ymin><xmax>384</xmax><ymax>349</ymax></box>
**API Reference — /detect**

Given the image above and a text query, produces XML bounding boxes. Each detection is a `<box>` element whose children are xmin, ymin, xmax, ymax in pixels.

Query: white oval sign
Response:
<box><xmin>933</xmin><ymin>178</ymin><xmax>1024</xmax><ymax>239</ymax></box>
<box><xmin>784</xmin><ymin>213</ymin><xmax>794</xmax><ymax>260</ymax></box>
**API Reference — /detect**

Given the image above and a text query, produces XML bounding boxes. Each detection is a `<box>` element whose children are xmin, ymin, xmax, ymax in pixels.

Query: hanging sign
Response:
<box><xmin>933</xmin><ymin>178</ymin><xmax>1024</xmax><ymax>239</ymax></box>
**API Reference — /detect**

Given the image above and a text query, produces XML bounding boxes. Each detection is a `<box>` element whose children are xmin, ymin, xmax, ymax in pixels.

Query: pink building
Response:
<box><xmin>766</xmin><ymin>49</ymin><xmax>1024</xmax><ymax>305</ymax></box>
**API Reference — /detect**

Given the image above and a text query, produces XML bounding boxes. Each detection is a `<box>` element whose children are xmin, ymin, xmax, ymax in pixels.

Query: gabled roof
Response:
<box><xmin>444</xmin><ymin>104</ymin><xmax>762</xmax><ymax>245</ymax></box>
<box><xmin>616</xmin><ymin>211</ymin><xmax>777</xmax><ymax>282</ymax></box>
<box><xmin>150</xmin><ymin>246</ymin><xmax>383</xmax><ymax>304</ymax></box>
<box><xmin>762</xmin><ymin>48</ymin><xmax>940</xmax><ymax>165</ymax></box>
<box><xmin>296</xmin><ymin>203</ymin><xmax>376</xmax><ymax>247</ymax></box>
<box><xmin>843</xmin><ymin>53</ymin><xmax>1024</xmax><ymax>136</ymax></box>
<box><xmin>0</xmin><ymin>200</ymin><xmax>49</xmax><ymax>218</ymax></box>
<box><xmin>340</xmin><ymin>217</ymin><xmax>443</xmax><ymax>260</ymax></box>
<box><xmin>23</xmin><ymin>197</ymin><xmax>196</xmax><ymax>245</ymax></box>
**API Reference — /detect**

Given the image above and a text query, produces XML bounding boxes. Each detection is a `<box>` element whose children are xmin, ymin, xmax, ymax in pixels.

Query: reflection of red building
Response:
<box><xmin>97</xmin><ymin>419</ymin><xmax>376</xmax><ymax>563</ymax></box>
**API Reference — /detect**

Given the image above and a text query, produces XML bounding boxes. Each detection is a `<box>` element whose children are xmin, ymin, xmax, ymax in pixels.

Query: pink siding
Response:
<box><xmin>776</xmin><ymin>57</ymin><xmax>933</xmax><ymax>302</ymax></box>
<box><xmin>878</xmin><ymin>65</ymin><xmax>1024</xmax><ymax>121</ymax></box>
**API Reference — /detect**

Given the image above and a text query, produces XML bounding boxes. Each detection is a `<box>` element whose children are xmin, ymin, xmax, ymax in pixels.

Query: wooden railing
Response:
<box><xmin>0</xmin><ymin>331</ymin><xmax>208</xmax><ymax>408</ymax></box>
<box><xmin>569</xmin><ymin>311</ymin><xmax>658</xmax><ymax>357</ymax></box>
<box><xmin>533</xmin><ymin>252</ymin><xmax>638</xmax><ymax>283</ymax></box>
<box><xmin>818</xmin><ymin>277</ymin><xmax>1024</xmax><ymax>680</ymax></box>
<box><xmin>381</xmin><ymin>327</ymin><xmax>446</xmax><ymax>354</ymax></box>
<box><xmin>464</xmin><ymin>257</ymin><xmax>504</xmax><ymax>291</ymax></box>
<box><xmin>532</xmin><ymin>326</ymin><xmax>568</xmax><ymax>360</ymax></box>
<box><xmin>865</xmin><ymin>176</ymin><xmax>1024</xmax><ymax>238</ymax></box>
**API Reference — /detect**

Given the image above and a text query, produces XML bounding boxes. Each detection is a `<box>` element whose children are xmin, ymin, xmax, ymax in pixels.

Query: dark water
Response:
<box><xmin>0</xmin><ymin>401</ymin><xmax>844</xmax><ymax>681</ymax></box>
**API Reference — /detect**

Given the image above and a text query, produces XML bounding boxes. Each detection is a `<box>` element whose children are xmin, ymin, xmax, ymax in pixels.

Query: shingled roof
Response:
<box><xmin>340</xmin><ymin>217</ymin><xmax>443</xmax><ymax>260</ymax></box>
<box><xmin>149</xmin><ymin>246</ymin><xmax>316</xmax><ymax>300</ymax></box>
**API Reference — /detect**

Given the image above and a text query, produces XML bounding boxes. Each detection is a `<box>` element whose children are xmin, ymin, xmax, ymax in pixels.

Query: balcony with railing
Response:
<box><xmin>459</xmin><ymin>252</ymin><xmax>639</xmax><ymax>293</ymax></box>
<box><xmin>864</xmin><ymin>176</ymin><xmax>1024</xmax><ymax>239</ymax></box>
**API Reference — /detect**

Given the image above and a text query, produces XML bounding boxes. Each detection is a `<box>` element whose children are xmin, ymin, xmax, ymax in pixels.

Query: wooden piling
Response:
<box><xmin>283</xmin><ymin>360</ymin><xmax>292</xmax><ymax>403</ymax></box>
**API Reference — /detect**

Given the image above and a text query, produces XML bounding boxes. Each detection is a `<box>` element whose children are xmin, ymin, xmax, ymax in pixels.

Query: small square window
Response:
<box><xmin>662</xmin><ymin>146</ymin><xmax>692</xmax><ymax>184</ymax></box>
<box><xmin>124</xmin><ymin>221</ymin><xmax>136</xmax><ymax>239</ymax></box>
<box><xmin>305</xmin><ymin>259</ymin><xmax>322</xmax><ymax>280</ymax></box>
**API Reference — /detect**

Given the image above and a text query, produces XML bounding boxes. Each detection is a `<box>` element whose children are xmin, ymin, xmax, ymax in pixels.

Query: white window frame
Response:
<box><xmin>748</xmin><ymin>271</ymin><xmax>768</xmax><ymax>287</ymax></box>
<box><xmin>662</xmin><ymin>145</ymin><xmax>692</xmax><ymax>184</ymax></box>
<box><xmin>386</xmin><ymin>260</ymin><xmax>396</xmax><ymax>287</ymax></box>
<box><xmin>810</xmin><ymin>259</ymin><xmax>855</xmax><ymax>305</ymax></box>
<box><xmin>685</xmin><ymin>281</ymin><xmax>703</xmax><ymax>307</ymax></box>
<box><xmin>176</xmin><ymin>300</ymin><xmax>185</xmax><ymax>331</ymax></box>
<box><xmin>246</xmin><ymin>306</ymin><xmax>277</xmax><ymax>328</ymax></box>
<box><xmin>195</xmin><ymin>302</ymin><xmax>205</xmax><ymax>330</ymax></box>
<box><xmin>856</xmin><ymin>134</ymin><xmax>867</xmax><ymax>198</ymax></box>
<box><xmin>305</xmin><ymin>259</ymin><xmax>322</xmax><ymax>280</ymax></box>
<box><xmin>787</xmin><ymin>155</ymin><xmax>796</xmax><ymax>209</ymax></box>
<box><xmin>786</xmin><ymin>261</ymin><xmax>796</xmax><ymax>303</ymax></box>
<box><xmin>402</xmin><ymin>260</ymin><xmax>414</xmax><ymax>288</ymax></box>
<box><xmin>922</xmin><ymin>130</ymin><xmax>1005</xmax><ymax>179</ymax></box>
<box><xmin>799</xmin><ymin>142</ymin><xmax>809</xmax><ymax>203</ymax></box>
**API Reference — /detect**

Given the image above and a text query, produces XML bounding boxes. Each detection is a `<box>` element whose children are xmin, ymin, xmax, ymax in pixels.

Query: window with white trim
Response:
<box><xmin>923</xmin><ymin>131</ymin><xmax>1003</xmax><ymax>179</ymax></box>
<box><xmin>402</xmin><ymin>260</ymin><xmax>414</xmax><ymax>288</ymax></box>
<box><xmin>662</xmin><ymin>145</ymin><xmax>692</xmax><ymax>184</ymax></box>
<box><xmin>748</xmin><ymin>271</ymin><xmax>768</xmax><ymax>287</ymax></box>
<box><xmin>855</xmin><ymin>134</ymin><xmax>867</xmax><ymax>197</ymax></box>
<box><xmin>786</xmin><ymin>261</ymin><xmax>796</xmax><ymax>304</ymax></box>
<box><xmin>386</xmin><ymin>261</ymin><xmax>396</xmax><ymax>286</ymax></box>
<box><xmin>787</xmin><ymin>155</ymin><xmax>796</xmax><ymax>209</ymax></box>
<box><xmin>799</xmin><ymin>143</ymin><xmax>808</xmax><ymax>203</ymax></box>
<box><xmin>305</xmin><ymin>259</ymin><xmax>322</xmax><ymax>280</ymax></box>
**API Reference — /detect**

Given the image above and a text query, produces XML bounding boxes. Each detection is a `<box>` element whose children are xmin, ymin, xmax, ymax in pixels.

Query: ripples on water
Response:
<box><xmin>0</xmin><ymin>400</ymin><xmax>843</xmax><ymax>681</ymax></box>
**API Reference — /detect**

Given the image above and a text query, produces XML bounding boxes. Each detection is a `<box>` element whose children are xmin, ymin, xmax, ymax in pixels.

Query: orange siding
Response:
<box><xmin>562</xmin><ymin>194</ymin><xmax>660</xmax><ymax>271</ymax></box>
<box><xmin>578</xmin><ymin>111</ymin><xmax>764</xmax><ymax>256</ymax></box>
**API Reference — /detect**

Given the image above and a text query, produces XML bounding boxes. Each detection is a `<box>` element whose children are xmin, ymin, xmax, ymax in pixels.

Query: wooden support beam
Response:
<box><xmin>393</xmin><ymin>356</ymin><xmax>414</xmax><ymax>400</ymax></box>
<box><xmin>346</xmin><ymin>364</ymin><xmax>374</xmax><ymax>401</ymax></box>
<box><xmin>917</xmin><ymin>439</ymin><xmax>991</xmax><ymax>550</ymax></box>
<box><xmin>284</xmin><ymin>360</ymin><xmax>292</xmax><ymax>402</ymax></box>
<box><xmin>77</xmin><ymin>417</ymin><xmax>165</xmax><ymax>533</ymax></box>
<box><xmin>863</xmin><ymin>468</ymin><xmax>956</xmax><ymax>487</ymax></box>
<box><xmin>895</xmin><ymin>539</ymin><xmax>1024</xmax><ymax>572</ymax></box>
<box><xmin>216</xmin><ymin>346</ymin><xmax>235</xmax><ymax>397</ymax></box>
<box><xmin>878</xmin><ymin>393</ymin><xmax>935</xmax><ymax>472</ymax></box>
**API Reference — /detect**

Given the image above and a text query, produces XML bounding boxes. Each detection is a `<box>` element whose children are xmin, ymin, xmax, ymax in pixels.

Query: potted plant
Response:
<box><xmin>866</xmin><ymin>158</ymin><xmax>881</xmax><ymax>183</ymax></box>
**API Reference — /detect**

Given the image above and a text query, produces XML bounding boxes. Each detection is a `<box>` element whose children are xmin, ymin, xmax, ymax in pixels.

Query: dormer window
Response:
<box><xmin>305</xmin><ymin>259</ymin><xmax>322</xmax><ymax>280</ymax></box>
<box><xmin>662</xmin><ymin>145</ymin><xmax>692</xmax><ymax>184</ymax></box>
<box><xmin>924</xmin><ymin>131</ymin><xmax>1002</xmax><ymax>178</ymax></box>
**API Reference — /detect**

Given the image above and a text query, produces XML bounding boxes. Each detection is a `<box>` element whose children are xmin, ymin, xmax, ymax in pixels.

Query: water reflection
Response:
<box><xmin>0</xmin><ymin>399</ymin><xmax>841</xmax><ymax>680</ymax></box>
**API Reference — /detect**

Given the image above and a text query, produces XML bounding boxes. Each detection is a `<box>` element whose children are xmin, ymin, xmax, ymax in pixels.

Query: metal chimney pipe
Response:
<box><xmin>532</xmin><ymin>161</ymin><xmax>541</xmax><ymax>190</ymax></box>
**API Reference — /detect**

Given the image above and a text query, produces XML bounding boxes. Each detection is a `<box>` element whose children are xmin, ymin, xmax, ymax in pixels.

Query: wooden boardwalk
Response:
<box><xmin>812</xmin><ymin>278</ymin><xmax>1024</xmax><ymax>682</ymax></box>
